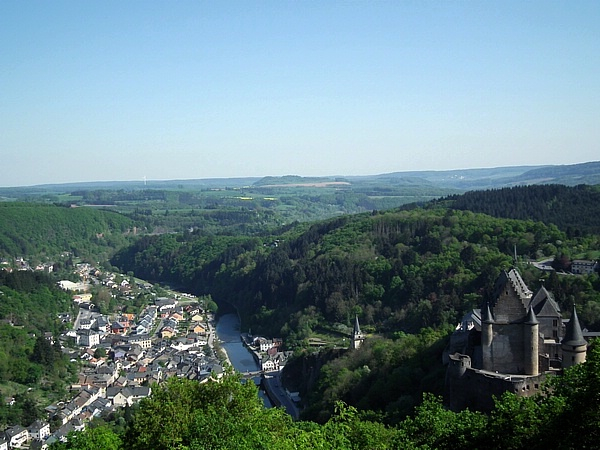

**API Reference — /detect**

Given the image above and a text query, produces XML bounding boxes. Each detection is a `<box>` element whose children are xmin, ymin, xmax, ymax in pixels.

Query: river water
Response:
<box><xmin>215</xmin><ymin>313</ymin><xmax>259</xmax><ymax>372</ymax></box>
<box><xmin>215</xmin><ymin>313</ymin><xmax>272</xmax><ymax>407</ymax></box>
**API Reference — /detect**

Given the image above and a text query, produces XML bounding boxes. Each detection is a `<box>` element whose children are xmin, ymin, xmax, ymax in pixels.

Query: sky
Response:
<box><xmin>1</xmin><ymin>1</ymin><xmax>599</xmax><ymax>187</ymax></box>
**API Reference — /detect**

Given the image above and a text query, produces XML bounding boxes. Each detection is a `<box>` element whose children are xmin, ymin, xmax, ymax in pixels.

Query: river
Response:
<box><xmin>215</xmin><ymin>313</ymin><xmax>259</xmax><ymax>372</ymax></box>
<box><xmin>215</xmin><ymin>313</ymin><xmax>273</xmax><ymax>407</ymax></box>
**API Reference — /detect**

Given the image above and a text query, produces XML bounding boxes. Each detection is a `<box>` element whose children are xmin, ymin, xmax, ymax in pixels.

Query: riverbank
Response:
<box><xmin>208</xmin><ymin>318</ymin><xmax>232</xmax><ymax>367</ymax></box>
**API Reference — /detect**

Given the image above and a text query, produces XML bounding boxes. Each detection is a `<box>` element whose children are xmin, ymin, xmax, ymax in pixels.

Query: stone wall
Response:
<box><xmin>445</xmin><ymin>353</ymin><xmax>548</xmax><ymax>412</ymax></box>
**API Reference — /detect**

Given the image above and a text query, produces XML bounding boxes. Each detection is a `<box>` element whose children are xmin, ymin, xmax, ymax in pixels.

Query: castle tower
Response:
<box><xmin>524</xmin><ymin>307</ymin><xmax>539</xmax><ymax>376</ymax></box>
<box><xmin>351</xmin><ymin>315</ymin><xmax>364</xmax><ymax>350</ymax></box>
<box><xmin>481</xmin><ymin>302</ymin><xmax>495</xmax><ymax>371</ymax></box>
<box><xmin>562</xmin><ymin>305</ymin><xmax>587</xmax><ymax>368</ymax></box>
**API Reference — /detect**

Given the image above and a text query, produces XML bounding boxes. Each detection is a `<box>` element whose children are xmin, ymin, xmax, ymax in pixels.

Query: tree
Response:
<box><xmin>31</xmin><ymin>336</ymin><xmax>55</xmax><ymax>366</ymax></box>
<box><xmin>537</xmin><ymin>340</ymin><xmax>600</xmax><ymax>448</ymax></box>
<box><xmin>93</xmin><ymin>347</ymin><xmax>107</xmax><ymax>359</ymax></box>
<box><xmin>52</xmin><ymin>426</ymin><xmax>122</xmax><ymax>450</ymax></box>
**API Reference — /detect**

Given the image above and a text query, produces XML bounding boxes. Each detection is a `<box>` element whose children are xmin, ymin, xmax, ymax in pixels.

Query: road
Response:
<box><xmin>530</xmin><ymin>258</ymin><xmax>554</xmax><ymax>271</ymax></box>
<box><xmin>262</xmin><ymin>370</ymin><xmax>300</xmax><ymax>420</ymax></box>
<box><xmin>73</xmin><ymin>307</ymin><xmax>92</xmax><ymax>331</ymax></box>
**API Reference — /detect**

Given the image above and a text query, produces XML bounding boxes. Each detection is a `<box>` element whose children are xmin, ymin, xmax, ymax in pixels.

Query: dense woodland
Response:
<box><xmin>0</xmin><ymin>203</ymin><xmax>134</xmax><ymax>262</ymax></box>
<box><xmin>113</xmin><ymin>206</ymin><xmax>600</xmax><ymax>336</ymax></box>
<box><xmin>437</xmin><ymin>184</ymin><xmax>600</xmax><ymax>236</ymax></box>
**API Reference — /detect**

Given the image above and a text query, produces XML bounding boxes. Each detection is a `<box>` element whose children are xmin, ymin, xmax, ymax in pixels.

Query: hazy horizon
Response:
<box><xmin>3</xmin><ymin>160</ymin><xmax>598</xmax><ymax>189</ymax></box>
<box><xmin>2</xmin><ymin>1</ymin><xmax>599</xmax><ymax>187</ymax></box>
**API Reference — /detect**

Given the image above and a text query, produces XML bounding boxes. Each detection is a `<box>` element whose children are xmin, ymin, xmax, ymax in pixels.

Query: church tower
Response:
<box><xmin>351</xmin><ymin>315</ymin><xmax>364</xmax><ymax>350</ymax></box>
<box><xmin>562</xmin><ymin>305</ymin><xmax>587</xmax><ymax>368</ymax></box>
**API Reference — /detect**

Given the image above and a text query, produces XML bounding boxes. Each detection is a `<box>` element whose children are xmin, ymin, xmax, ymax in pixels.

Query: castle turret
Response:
<box><xmin>351</xmin><ymin>315</ymin><xmax>364</xmax><ymax>350</ymax></box>
<box><xmin>481</xmin><ymin>302</ymin><xmax>495</xmax><ymax>371</ymax></box>
<box><xmin>524</xmin><ymin>307</ymin><xmax>539</xmax><ymax>375</ymax></box>
<box><xmin>562</xmin><ymin>305</ymin><xmax>587</xmax><ymax>368</ymax></box>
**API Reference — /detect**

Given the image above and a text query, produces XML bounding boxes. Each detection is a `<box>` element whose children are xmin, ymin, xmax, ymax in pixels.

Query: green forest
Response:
<box><xmin>0</xmin><ymin>203</ymin><xmax>134</xmax><ymax>261</ymax></box>
<box><xmin>437</xmin><ymin>184</ymin><xmax>600</xmax><ymax>236</ymax></box>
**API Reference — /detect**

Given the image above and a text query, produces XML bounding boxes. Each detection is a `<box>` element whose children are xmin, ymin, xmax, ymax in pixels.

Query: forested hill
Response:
<box><xmin>435</xmin><ymin>184</ymin><xmax>600</xmax><ymax>236</ymax></box>
<box><xmin>111</xmin><ymin>183</ymin><xmax>600</xmax><ymax>339</ymax></box>
<box><xmin>0</xmin><ymin>203</ymin><xmax>134</xmax><ymax>259</ymax></box>
<box><xmin>113</xmin><ymin>204</ymin><xmax>598</xmax><ymax>340</ymax></box>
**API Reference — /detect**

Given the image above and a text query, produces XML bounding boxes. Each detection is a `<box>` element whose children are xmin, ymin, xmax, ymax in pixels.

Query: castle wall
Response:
<box><xmin>445</xmin><ymin>353</ymin><xmax>548</xmax><ymax>412</ymax></box>
<box><xmin>493</xmin><ymin>287</ymin><xmax>527</xmax><ymax>323</ymax></box>
<box><xmin>538</xmin><ymin>316</ymin><xmax>560</xmax><ymax>341</ymax></box>
<box><xmin>489</xmin><ymin>324</ymin><xmax>527</xmax><ymax>374</ymax></box>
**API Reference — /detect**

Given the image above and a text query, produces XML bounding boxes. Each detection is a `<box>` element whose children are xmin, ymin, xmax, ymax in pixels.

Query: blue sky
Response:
<box><xmin>1</xmin><ymin>1</ymin><xmax>599</xmax><ymax>186</ymax></box>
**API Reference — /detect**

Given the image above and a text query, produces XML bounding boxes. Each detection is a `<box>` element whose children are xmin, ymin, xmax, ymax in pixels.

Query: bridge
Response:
<box><xmin>240</xmin><ymin>370</ymin><xmax>263</xmax><ymax>380</ymax></box>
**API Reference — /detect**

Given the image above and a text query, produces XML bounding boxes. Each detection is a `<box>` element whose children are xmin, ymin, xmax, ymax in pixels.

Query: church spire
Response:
<box><xmin>351</xmin><ymin>315</ymin><xmax>364</xmax><ymax>350</ymax></box>
<box><xmin>353</xmin><ymin>315</ymin><xmax>361</xmax><ymax>335</ymax></box>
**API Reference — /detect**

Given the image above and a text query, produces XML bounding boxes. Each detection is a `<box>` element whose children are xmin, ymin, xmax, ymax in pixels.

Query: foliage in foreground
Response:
<box><xmin>54</xmin><ymin>341</ymin><xmax>600</xmax><ymax>449</ymax></box>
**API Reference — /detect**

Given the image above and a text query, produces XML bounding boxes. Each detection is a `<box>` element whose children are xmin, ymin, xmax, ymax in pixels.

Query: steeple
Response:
<box><xmin>353</xmin><ymin>315</ymin><xmax>361</xmax><ymax>335</ymax></box>
<box><xmin>351</xmin><ymin>315</ymin><xmax>364</xmax><ymax>350</ymax></box>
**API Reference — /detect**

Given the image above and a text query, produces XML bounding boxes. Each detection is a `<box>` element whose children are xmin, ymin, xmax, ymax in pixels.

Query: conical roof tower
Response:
<box><xmin>563</xmin><ymin>305</ymin><xmax>586</xmax><ymax>347</ymax></box>
<box><xmin>562</xmin><ymin>305</ymin><xmax>587</xmax><ymax>368</ymax></box>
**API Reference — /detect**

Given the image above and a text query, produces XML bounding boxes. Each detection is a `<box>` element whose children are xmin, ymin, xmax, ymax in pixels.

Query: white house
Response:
<box><xmin>4</xmin><ymin>425</ymin><xmax>28</xmax><ymax>448</ymax></box>
<box><xmin>572</xmin><ymin>259</ymin><xmax>598</xmax><ymax>275</ymax></box>
<box><xmin>254</xmin><ymin>337</ymin><xmax>275</xmax><ymax>352</ymax></box>
<box><xmin>28</xmin><ymin>420</ymin><xmax>51</xmax><ymax>440</ymax></box>
<box><xmin>77</xmin><ymin>329</ymin><xmax>100</xmax><ymax>347</ymax></box>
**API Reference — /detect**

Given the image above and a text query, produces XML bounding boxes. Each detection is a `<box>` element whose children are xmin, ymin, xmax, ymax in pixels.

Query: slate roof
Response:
<box><xmin>492</xmin><ymin>269</ymin><xmax>532</xmax><ymax>307</ymax></box>
<box><xmin>529</xmin><ymin>286</ymin><xmax>561</xmax><ymax>317</ymax></box>
<box><xmin>563</xmin><ymin>306</ymin><xmax>587</xmax><ymax>347</ymax></box>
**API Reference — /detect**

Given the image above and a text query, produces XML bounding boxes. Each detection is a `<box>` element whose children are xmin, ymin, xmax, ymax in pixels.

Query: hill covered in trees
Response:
<box><xmin>114</xmin><ymin>203</ymin><xmax>599</xmax><ymax>339</ymax></box>
<box><xmin>436</xmin><ymin>184</ymin><xmax>600</xmax><ymax>236</ymax></box>
<box><xmin>0</xmin><ymin>203</ymin><xmax>134</xmax><ymax>261</ymax></box>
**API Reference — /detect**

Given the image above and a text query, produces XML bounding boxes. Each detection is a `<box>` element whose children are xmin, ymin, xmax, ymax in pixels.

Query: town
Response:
<box><xmin>1</xmin><ymin>259</ymin><xmax>296</xmax><ymax>449</ymax></box>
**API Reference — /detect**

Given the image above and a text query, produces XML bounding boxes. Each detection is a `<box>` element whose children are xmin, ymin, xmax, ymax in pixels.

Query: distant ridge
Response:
<box><xmin>254</xmin><ymin>175</ymin><xmax>350</xmax><ymax>188</ymax></box>
<box><xmin>1</xmin><ymin>161</ymin><xmax>598</xmax><ymax>192</ymax></box>
<box><xmin>359</xmin><ymin>161</ymin><xmax>600</xmax><ymax>190</ymax></box>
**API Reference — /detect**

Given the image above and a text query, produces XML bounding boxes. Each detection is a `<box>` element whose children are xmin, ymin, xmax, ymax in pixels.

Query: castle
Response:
<box><xmin>445</xmin><ymin>268</ymin><xmax>587</xmax><ymax>411</ymax></box>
